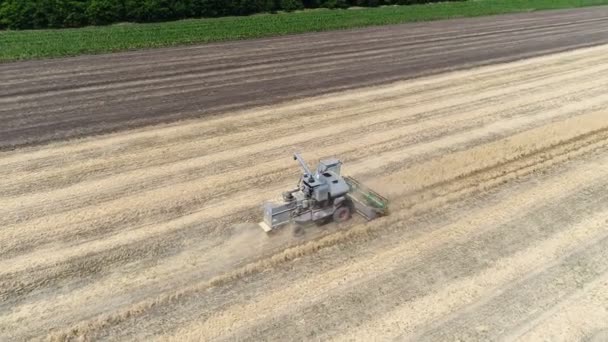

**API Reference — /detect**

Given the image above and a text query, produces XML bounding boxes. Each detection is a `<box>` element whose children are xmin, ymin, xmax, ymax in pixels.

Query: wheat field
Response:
<box><xmin>2</xmin><ymin>44</ymin><xmax>608</xmax><ymax>341</ymax></box>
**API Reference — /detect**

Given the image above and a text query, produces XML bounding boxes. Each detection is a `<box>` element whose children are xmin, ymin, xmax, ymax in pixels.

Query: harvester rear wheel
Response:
<box><xmin>333</xmin><ymin>206</ymin><xmax>351</xmax><ymax>223</ymax></box>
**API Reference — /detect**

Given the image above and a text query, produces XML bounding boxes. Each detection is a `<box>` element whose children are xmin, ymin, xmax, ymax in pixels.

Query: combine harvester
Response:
<box><xmin>259</xmin><ymin>153</ymin><xmax>388</xmax><ymax>234</ymax></box>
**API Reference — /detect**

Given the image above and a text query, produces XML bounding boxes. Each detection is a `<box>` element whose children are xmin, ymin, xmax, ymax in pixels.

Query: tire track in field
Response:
<box><xmin>415</xmin><ymin>234</ymin><xmax>608</xmax><ymax>342</ymax></box>
<box><xmin>507</xmin><ymin>273</ymin><xmax>608</xmax><ymax>341</ymax></box>
<box><xmin>334</xmin><ymin>208</ymin><xmax>608</xmax><ymax>341</ymax></box>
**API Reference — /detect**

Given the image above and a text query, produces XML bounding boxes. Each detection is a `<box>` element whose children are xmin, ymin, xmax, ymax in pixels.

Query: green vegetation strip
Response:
<box><xmin>1</xmin><ymin>0</ymin><xmax>608</xmax><ymax>62</ymax></box>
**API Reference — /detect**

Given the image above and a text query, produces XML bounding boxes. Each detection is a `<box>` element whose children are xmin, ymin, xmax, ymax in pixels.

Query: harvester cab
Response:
<box><xmin>259</xmin><ymin>153</ymin><xmax>388</xmax><ymax>233</ymax></box>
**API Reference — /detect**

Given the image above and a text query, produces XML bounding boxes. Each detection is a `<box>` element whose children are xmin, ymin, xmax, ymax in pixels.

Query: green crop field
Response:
<box><xmin>1</xmin><ymin>0</ymin><xmax>608</xmax><ymax>62</ymax></box>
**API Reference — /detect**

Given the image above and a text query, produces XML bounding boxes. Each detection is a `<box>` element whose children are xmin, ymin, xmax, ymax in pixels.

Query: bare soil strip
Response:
<box><xmin>1</xmin><ymin>7</ymin><xmax>608</xmax><ymax>149</ymax></box>
<box><xmin>2</xmin><ymin>44</ymin><xmax>608</xmax><ymax>341</ymax></box>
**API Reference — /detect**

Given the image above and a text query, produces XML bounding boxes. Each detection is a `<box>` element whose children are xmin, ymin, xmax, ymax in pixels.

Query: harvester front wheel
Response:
<box><xmin>333</xmin><ymin>206</ymin><xmax>351</xmax><ymax>223</ymax></box>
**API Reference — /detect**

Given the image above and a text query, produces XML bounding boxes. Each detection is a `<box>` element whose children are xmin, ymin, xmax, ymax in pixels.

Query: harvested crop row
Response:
<box><xmin>46</xmin><ymin>108</ymin><xmax>608</xmax><ymax>341</ymax></box>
